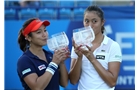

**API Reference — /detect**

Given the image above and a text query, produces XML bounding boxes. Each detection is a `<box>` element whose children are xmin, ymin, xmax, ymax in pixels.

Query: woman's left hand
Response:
<box><xmin>59</xmin><ymin>46</ymin><xmax>70</xmax><ymax>62</ymax></box>
<box><xmin>80</xmin><ymin>45</ymin><xmax>95</xmax><ymax>62</ymax></box>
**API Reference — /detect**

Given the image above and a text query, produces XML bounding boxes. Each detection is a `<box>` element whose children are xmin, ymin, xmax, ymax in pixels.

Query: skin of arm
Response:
<box><xmin>69</xmin><ymin>41</ymin><xmax>83</xmax><ymax>85</ymax></box>
<box><xmin>23</xmin><ymin>49</ymin><xmax>70</xmax><ymax>90</ymax></box>
<box><xmin>59</xmin><ymin>47</ymin><xmax>71</xmax><ymax>87</ymax></box>
<box><xmin>59</xmin><ymin>62</ymin><xmax>69</xmax><ymax>87</ymax></box>
<box><xmin>24</xmin><ymin>72</ymin><xmax>54</xmax><ymax>90</ymax></box>
<box><xmin>90</xmin><ymin>58</ymin><xmax>120</xmax><ymax>87</ymax></box>
<box><xmin>81</xmin><ymin>45</ymin><xmax>121</xmax><ymax>87</ymax></box>
<box><xmin>69</xmin><ymin>57</ymin><xmax>82</xmax><ymax>85</ymax></box>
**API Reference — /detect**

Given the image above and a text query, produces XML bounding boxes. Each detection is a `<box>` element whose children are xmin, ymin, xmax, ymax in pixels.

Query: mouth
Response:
<box><xmin>43</xmin><ymin>39</ymin><xmax>47</xmax><ymax>41</ymax></box>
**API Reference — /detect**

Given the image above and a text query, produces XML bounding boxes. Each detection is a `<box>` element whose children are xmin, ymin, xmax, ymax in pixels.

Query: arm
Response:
<box><xmin>59</xmin><ymin>61</ymin><xmax>68</xmax><ymax>87</ymax></box>
<box><xmin>18</xmin><ymin>57</ymin><xmax>54</xmax><ymax>90</ymax></box>
<box><xmin>90</xmin><ymin>59</ymin><xmax>121</xmax><ymax>87</ymax></box>
<box><xmin>69</xmin><ymin>57</ymin><xmax>82</xmax><ymax>85</ymax></box>
<box><xmin>25</xmin><ymin>60</ymin><xmax>69</xmax><ymax>89</ymax></box>
<box><xmin>58</xmin><ymin>47</ymin><xmax>70</xmax><ymax>87</ymax></box>
<box><xmin>69</xmin><ymin>44</ymin><xmax>83</xmax><ymax>85</ymax></box>
<box><xmin>81</xmin><ymin>42</ymin><xmax>122</xmax><ymax>87</ymax></box>
<box><xmin>24</xmin><ymin>71</ymin><xmax>54</xmax><ymax>90</ymax></box>
<box><xmin>22</xmin><ymin>50</ymin><xmax>69</xmax><ymax>90</ymax></box>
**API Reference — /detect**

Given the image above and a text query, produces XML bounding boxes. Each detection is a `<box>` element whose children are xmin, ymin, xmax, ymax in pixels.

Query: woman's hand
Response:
<box><xmin>60</xmin><ymin>46</ymin><xmax>71</xmax><ymax>62</ymax></box>
<box><xmin>72</xmin><ymin>39</ymin><xmax>83</xmax><ymax>58</ymax></box>
<box><xmin>80</xmin><ymin>45</ymin><xmax>95</xmax><ymax>62</ymax></box>
<box><xmin>52</xmin><ymin>47</ymin><xmax>70</xmax><ymax>65</ymax></box>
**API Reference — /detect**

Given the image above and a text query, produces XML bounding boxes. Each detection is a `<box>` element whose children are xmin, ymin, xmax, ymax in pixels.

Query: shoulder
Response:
<box><xmin>110</xmin><ymin>39</ymin><xmax>121</xmax><ymax>49</ymax></box>
<box><xmin>103</xmin><ymin>35</ymin><xmax>121</xmax><ymax>53</ymax></box>
<box><xmin>105</xmin><ymin>36</ymin><xmax>122</xmax><ymax>54</ymax></box>
<box><xmin>17</xmin><ymin>53</ymin><xmax>32</xmax><ymax>66</ymax></box>
<box><xmin>106</xmin><ymin>35</ymin><xmax>120</xmax><ymax>48</ymax></box>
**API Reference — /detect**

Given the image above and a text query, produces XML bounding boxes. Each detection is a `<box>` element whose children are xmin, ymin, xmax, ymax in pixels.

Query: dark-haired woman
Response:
<box><xmin>17</xmin><ymin>18</ymin><xmax>69</xmax><ymax>90</ymax></box>
<box><xmin>69</xmin><ymin>5</ymin><xmax>122</xmax><ymax>90</ymax></box>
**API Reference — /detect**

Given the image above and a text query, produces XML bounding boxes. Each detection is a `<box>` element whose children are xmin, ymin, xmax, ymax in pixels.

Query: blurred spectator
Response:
<box><xmin>129</xmin><ymin>0</ymin><xmax>135</xmax><ymax>6</ymax></box>
<box><xmin>19</xmin><ymin>0</ymin><xmax>40</xmax><ymax>7</ymax></box>
<box><xmin>5</xmin><ymin>0</ymin><xmax>20</xmax><ymax>7</ymax></box>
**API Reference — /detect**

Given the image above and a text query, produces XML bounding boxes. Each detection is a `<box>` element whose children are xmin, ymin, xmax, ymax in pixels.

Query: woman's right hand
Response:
<box><xmin>72</xmin><ymin>39</ymin><xmax>83</xmax><ymax>57</ymax></box>
<box><xmin>52</xmin><ymin>48</ymin><xmax>70</xmax><ymax>65</ymax></box>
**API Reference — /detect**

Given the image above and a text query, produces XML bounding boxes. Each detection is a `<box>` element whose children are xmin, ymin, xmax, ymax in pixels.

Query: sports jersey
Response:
<box><xmin>71</xmin><ymin>35</ymin><xmax>122</xmax><ymax>90</ymax></box>
<box><xmin>17</xmin><ymin>49</ymin><xmax>59</xmax><ymax>90</ymax></box>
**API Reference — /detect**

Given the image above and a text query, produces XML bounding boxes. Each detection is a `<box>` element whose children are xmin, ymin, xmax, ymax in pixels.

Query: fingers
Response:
<box><xmin>77</xmin><ymin>45</ymin><xmax>83</xmax><ymax>50</ymax></box>
<box><xmin>72</xmin><ymin>37</ymin><xmax>76</xmax><ymax>48</ymax></box>
<box><xmin>79</xmin><ymin>45</ymin><xmax>91</xmax><ymax>55</ymax></box>
<box><xmin>72</xmin><ymin>37</ymin><xmax>80</xmax><ymax>49</ymax></box>
<box><xmin>86</xmin><ymin>45</ymin><xmax>91</xmax><ymax>51</ymax></box>
<box><xmin>54</xmin><ymin>49</ymin><xmax>70</xmax><ymax>59</ymax></box>
<box><xmin>52</xmin><ymin>46</ymin><xmax>69</xmax><ymax>64</ymax></box>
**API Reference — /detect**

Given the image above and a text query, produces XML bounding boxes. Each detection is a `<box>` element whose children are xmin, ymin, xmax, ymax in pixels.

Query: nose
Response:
<box><xmin>88</xmin><ymin>22</ymin><xmax>93</xmax><ymax>27</ymax></box>
<box><xmin>43</xmin><ymin>31</ymin><xmax>48</xmax><ymax>37</ymax></box>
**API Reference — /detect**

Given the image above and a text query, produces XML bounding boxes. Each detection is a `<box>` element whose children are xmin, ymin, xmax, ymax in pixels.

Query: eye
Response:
<box><xmin>44</xmin><ymin>29</ymin><xmax>46</xmax><ymax>32</ymax></box>
<box><xmin>36</xmin><ymin>31</ymin><xmax>41</xmax><ymax>34</ymax></box>
<box><xmin>85</xmin><ymin>19</ymin><xmax>89</xmax><ymax>23</ymax></box>
<box><xmin>92</xmin><ymin>20</ymin><xmax>97</xmax><ymax>24</ymax></box>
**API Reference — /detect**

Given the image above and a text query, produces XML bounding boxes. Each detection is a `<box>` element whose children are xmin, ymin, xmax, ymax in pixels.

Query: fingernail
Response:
<box><xmin>78</xmin><ymin>47</ymin><xmax>79</xmax><ymax>50</ymax></box>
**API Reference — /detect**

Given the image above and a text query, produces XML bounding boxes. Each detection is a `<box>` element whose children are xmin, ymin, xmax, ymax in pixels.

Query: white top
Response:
<box><xmin>71</xmin><ymin>35</ymin><xmax>122</xmax><ymax>90</ymax></box>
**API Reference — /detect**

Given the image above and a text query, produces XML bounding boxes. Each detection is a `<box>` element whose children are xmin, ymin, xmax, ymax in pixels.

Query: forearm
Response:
<box><xmin>59</xmin><ymin>62</ymin><xmax>68</xmax><ymax>87</ymax></box>
<box><xmin>69</xmin><ymin>57</ymin><xmax>82</xmax><ymax>85</ymax></box>
<box><xmin>33</xmin><ymin>72</ymin><xmax>53</xmax><ymax>90</ymax></box>
<box><xmin>90</xmin><ymin>59</ymin><xmax>117</xmax><ymax>87</ymax></box>
<box><xmin>33</xmin><ymin>62</ymin><xmax>58</xmax><ymax>90</ymax></box>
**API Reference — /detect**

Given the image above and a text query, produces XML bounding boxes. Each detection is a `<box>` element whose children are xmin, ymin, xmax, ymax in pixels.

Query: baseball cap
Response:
<box><xmin>22</xmin><ymin>19</ymin><xmax>50</xmax><ymax>36</ymax></box>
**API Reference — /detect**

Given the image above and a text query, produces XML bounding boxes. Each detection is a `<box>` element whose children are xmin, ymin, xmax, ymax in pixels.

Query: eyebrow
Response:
<box><xmin>84</xmin><ymin>18</ymin><xmax>97</xmax><ymax>20</ymax></box>
<box><xmin>37</xmin><ymin>28</ymin><xmax>46</xmax><ymax>30</ymax></box>
<box><xmin>92</xmin><ymin>18</ymin><xmax>97</xmax><ymax>20</ymax></box>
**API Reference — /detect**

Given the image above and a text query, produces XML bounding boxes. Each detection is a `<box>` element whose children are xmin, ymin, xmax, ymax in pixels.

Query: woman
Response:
<box><xmin>17</xmin><ymin>18</ymin><xmax>69</xmax><ymax>90</ymax></box>
<box><xmin>69</xmin><ymin>5</ymin><xmax>122</xmax><ymax>90</ymax></box>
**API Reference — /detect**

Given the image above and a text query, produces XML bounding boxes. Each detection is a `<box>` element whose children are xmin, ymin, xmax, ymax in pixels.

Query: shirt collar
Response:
<box><xmin>24</xmin><ymin>49</ymin><xmax>51</xmax><ymax>59</ymax></box>
<box><xmin>101</xmin><ymin>35</ymin><xmax>108</xmax><ymax>45</ymax></box>
<box><xmin>24</xmin><ymin>49</ymin><xmax>36</xmax><ymax>58</ymax></box>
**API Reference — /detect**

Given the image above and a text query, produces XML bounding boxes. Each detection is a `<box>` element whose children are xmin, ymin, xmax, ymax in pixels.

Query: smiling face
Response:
<box><xmin>83</xmin><ymin>6</ymin><xmax>105</xmax><ymax>36</ymax></box>
<box><xmin>26</xmin><ymin>25</ymin><xmax>48</xmax><ymax>47</ymax></box>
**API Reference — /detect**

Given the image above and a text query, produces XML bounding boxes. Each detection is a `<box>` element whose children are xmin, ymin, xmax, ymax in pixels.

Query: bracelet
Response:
<box><xmin>46</xmin><ymin>62</ymin><xmax>58</xmax><ymax>75</ymax></box>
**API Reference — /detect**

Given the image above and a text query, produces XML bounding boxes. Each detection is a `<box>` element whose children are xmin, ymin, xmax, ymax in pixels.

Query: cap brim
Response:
<box><xmin>42</xmin><ymin>20</ymin><xmax>50</xmax><ymax>26</ymax></box>
<box><xmin>31</xmin><ymin>20</ymin><xmax>50</xmax><ymax>32</ymax></box>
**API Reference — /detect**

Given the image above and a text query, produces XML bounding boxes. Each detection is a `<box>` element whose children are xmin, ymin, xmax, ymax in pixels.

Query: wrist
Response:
<box><xmin>60</xmin><ymin>61</ymin><xmax>65</xmax><ymax>64</ymax></box>
<box><xmin>46</xmin><ymin>62</ymin><xmax>58</xmax><ymax>75</ymax></box>
<box><xmin>78</xmin><ymin>56</ymin><xmax>83</xmax><ymax>60</ymax></box>
<box><xmin>51</xmin><ymin>60</ymin><xmax>60</xmax><ymax>65</ymax></box>
<box><xmin>90</xmin><ymin>57</ymin><xmax>96</xmax><ymax>64</ymax></box>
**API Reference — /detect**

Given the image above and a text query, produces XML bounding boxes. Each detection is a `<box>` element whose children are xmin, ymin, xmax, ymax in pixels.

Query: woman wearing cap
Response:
<box><xmin>69</xmin><ymin>5</ymin><xmax>122</xmax><ymax>90</ymax></box>
<box><xmin>17</xmin><ymin>18</ymin><xmax>70</xmax><ymax>90</ymax></box>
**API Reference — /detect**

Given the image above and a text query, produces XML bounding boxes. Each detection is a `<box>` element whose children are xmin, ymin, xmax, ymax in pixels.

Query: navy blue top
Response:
<box><xmin>17</xmin><ymin>49</ymin><xmax>59</xmax><ymax>90</ymax></box>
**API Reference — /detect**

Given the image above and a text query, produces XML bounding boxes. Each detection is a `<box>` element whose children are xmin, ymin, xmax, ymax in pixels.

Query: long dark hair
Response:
<box><xmin>84</xmin><ymin>5</ymin><xmax>105</xmax><ymax>33</ymax></box>
<box><xmin>18</xmin><ymin>18</ymin><xmax>37</xmax><ymax>52</ymax></box>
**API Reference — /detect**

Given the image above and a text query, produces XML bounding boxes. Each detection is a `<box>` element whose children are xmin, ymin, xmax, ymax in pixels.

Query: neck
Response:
<box><xmin>29</xmin><ymin>45</ymin><xmax>44</xmax><ymax>55</ymax></box>
<box><xmin>92</xmin><ymin>33</ymin><xmax>104</xmax><ymax>44</ymax></box>
<box><xmin>29</xmin><ymin>45</ymin><xmax>47</xmax><ymax>61</ymax></box>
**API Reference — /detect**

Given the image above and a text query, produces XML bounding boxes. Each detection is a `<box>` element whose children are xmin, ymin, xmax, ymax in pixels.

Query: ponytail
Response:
<box><xmin>18</xmin><ymin>28</ymin><xmax>29</xmax><ymax>52</ymax></box>
<box><xmin>101</xmin><ymin>26</ymin><xmax>105</xmax><ymax>34</ymax></box>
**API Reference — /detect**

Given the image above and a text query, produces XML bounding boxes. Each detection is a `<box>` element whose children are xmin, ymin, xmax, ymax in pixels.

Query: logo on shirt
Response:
<box><xmin>96</xmin><ymin>55</ymin><xmax>105</xmax><ymax>60</ymax></box>
<box><xmin>38</xmin><ymin>64</ymin><xmax>46</xmax><ymax>71</ymax></box>
<box><xmin>115</xmin><ymin>55</ymin><xmax>122</xmax><ymax>59</ymax></box>
<box><xmin>22</xmin><ymin>68</ymin><xmax>31</xmax><ymax>75</ymax></box>
<box><xmin>101</xmin><ymin>50</ymin><xmax>105</xmax><ymax>52</ymax></box>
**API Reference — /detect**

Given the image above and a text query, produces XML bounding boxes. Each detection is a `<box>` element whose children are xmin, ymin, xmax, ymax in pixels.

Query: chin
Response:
<box><xmin>43</xmin><ymin>43</ymin><xmax>47</xmax><ymax>46</ymax></box>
